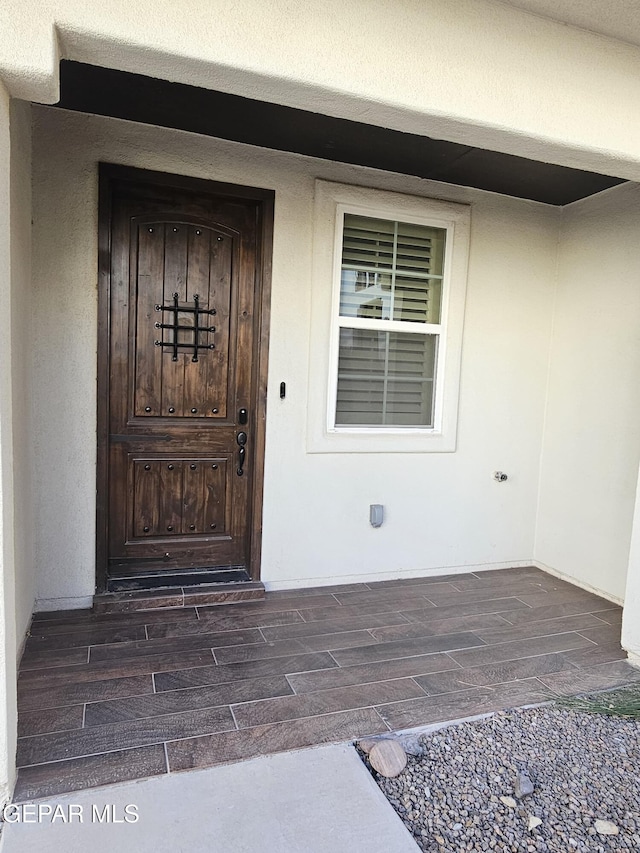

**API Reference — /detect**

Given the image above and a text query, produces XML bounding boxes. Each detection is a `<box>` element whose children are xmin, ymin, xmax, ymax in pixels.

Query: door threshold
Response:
<box><xmin>106</xmin><ymin>567</ymin><xmax>251</xmax><ymax>592</ymax></box>
<box><xmin>94</xmin><ymin>579</ymin><xmax>265</xmax><ymax>614</ymax></box>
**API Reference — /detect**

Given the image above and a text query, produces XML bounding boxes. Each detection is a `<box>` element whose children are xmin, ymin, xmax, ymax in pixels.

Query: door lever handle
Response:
<box><xmin>237</xmin><ymin>431</ymin><xmax>247</xmax><ymax>476</ymax></box>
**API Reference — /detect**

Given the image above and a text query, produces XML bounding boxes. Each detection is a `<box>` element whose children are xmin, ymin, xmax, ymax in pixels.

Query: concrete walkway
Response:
<box><xmin>0</xmin><ymin>744</ymin><xmax>419</xmax><ymax>853</ymax></box>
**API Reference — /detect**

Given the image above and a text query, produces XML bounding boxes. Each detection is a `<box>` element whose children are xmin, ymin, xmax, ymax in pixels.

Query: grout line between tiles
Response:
<box><xmin>450</xmin><ymin>645</ymin><xmax>601</xmax><ymax>669</ymax></box>
<box><xmin>475</xmin><ymin>624</ymin><xmax>610</xmax><ymax>645</ymax></box>
<box><xmin>590</xmin><ymin>611</ymin><xmax>621</xmax><ymax>625</ymax></box>
<box><xmin>228</xmin><ymin>705</ymin><xmax>240</xmax><ymax>730</ymax></box>
<box><xmin>442</xmin><ymin>652</ymin><xmax>466</xmax><ymax>669</ymax></box>
<box><xmin>16</xmin><ymin>739</ymin><xmax>174</xmax><ymax>770</ymax></box>
<box><xmin>226</xmin><ymin>702</ymin><xmax>400</xmax><ymax>733</ymax></box>
<box><xmin>574</xmin><ymin>632</ymin><xmax>603</xmax><ymax>647</ymax></box>
<box><xmin>371</xmin><ymin>706</ymin><xmax>393</xmax><ymax>731</ymax></box>
<box><xmin>409</xmin><ymin>676</ymin><xmax>430</xmax><ymax>697</ymax></box>
<box><xmin>287</xmin><ymin>670</ymin><xmax>461</xmax><ymax>696</ymax></box>
<box><xmin>79</xmin><ymin>706</ymin><xmax>389</xmax><ymax>753</ymax></box>
<box><xmin>18</xmin><ymin>715</ymin><xmax>87</xmax><ymax>739</ymax></box>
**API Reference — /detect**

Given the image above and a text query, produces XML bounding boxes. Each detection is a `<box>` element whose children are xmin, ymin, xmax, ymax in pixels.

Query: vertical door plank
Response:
<box><xmin>109</xmin><ymin>210</ymin><xmax>132</xmax><ymax>430</ymax></box>
<box><xmin>108</xmin><ymin>207</ymin><xmax>135</xmax><ymax>556</ymax></box>
<box><xmin>203</xmin><ymin>460</ymin><xmax>226</xmax><ymax>533</ymax></box>
<box><xmin>133</xmin><ymin>460</ymin><xmax>160</xmax><ymax>537</ymax></box>
<box><xmin>183</xmin><ymin>225</ymin><xmax>211</xmax><ymax>418</ymax></box>
<box><xmin>181</xmin><ymin>460</ymin><xmax>204</xmax><ymax>534</ymax></box>
<box><xmin>229</xmin><ymin>219</ymin><xmax>257</xmax><ymax>546</ymax></box>
<box><xmin>207</xmin><ymin>232</ymin><xmax>236</xmax><ymax>419</ymax></box>
<box><xmin>158</xmin><ymin>460</ymin><xmax>183</xmax><ymax>535</ymax></box>
<box><xmin>204</xmin><ymin>230</ymin><xmax>233</xmax><ymax>420</ymax></box>
<box><xmin>134</xmin><ymin>223</ymin><xmax>165</xmax><ymax>416</ymax></box>
<box><xmin>161</xmin><ymin>224</ymin><xmax>189</xmax><ymax>417</ymax></box>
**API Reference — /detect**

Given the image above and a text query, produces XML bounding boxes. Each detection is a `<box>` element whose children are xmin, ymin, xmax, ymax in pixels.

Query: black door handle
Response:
<box><xmin>237</xmin><ymin>431</ymin><xmax>247</xmax><ymax>476</ymax></box>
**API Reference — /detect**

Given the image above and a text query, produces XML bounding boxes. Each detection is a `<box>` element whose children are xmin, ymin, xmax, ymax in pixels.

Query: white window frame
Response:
<box><xmin>307</xmin><ymin>180</ymin><xmax>470</xmax><ymax>454</ymax></box>
<box><xmin>328</xmin><ymin>204</ymin><xmax>453</xmax><ymax>433</ymax></box>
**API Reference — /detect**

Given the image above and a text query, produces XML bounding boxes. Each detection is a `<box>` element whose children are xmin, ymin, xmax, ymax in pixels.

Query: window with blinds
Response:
<box><xmin>334</xmin><ymin>213</ymin><xmax>447</xmax><ymax>428</ymax></box>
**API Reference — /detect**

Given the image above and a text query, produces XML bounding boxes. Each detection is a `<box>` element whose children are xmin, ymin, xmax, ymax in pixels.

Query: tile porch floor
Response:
<box><xmin>15</xmin><ymin>566</ymin><xmax>637</xmax><ymax>801</ymax></box>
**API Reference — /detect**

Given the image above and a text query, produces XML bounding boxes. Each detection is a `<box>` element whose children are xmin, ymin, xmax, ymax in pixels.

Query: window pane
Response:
<box><xmin>336</xmin><ymin>329</ymin><xmax>437</xmax><ymax>427</ymax></box>
<box><xmin>340</xmin><ymin>214</ymin><xmax>446</xmax><ymax>324</ymax></box>
<box><xmin>393</xmin><ymin>275</ymin><xmax>442</xmax><ymax>324</ymax></box>
<box><xmin>339</xmin><ymin>269</ymin><xmax>392</xmax><ymax>319</ymax></box>
<box><xmin>395</xmin><ymin>220</ymin><xmax>446</xmax><ymax>278</ymax></box>
<box><xmin>342</xmin><ymin>216</ymin><xmax>395</xmax><ymax>270</ymax></box>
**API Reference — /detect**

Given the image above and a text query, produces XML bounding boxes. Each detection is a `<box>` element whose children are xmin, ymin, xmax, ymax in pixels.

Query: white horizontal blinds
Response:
<box><xmin>342</xmin><ymin>216</ymin><xmax>395</xmax><ymax>270</ymax></box>
<box><xmin>336</xmin><ymin>329</ymin><xmax>437</xmax><ymax>426</ymax></box>
<box><xmin>340</xmin><ymin>215</ymin><xmax>445</xmax><ymax>324</ymax></box>
<box><xmin>335</xmin><ymin>213</ymin><xmax>445</xmax><ymax>428</ymax></box>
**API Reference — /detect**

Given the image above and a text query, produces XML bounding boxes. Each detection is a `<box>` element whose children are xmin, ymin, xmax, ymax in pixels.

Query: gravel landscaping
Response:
<box><xmin>360</xmin><ymin>692</ymin><xmax>640</xmax><ymax>852</ymax></box>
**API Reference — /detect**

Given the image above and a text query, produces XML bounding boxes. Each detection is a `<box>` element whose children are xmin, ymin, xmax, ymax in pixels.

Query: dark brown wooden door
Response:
<box><xmin>98</xmin><ymin>167</ymin><xmax>272</xmax><ymax>586</ymax></box>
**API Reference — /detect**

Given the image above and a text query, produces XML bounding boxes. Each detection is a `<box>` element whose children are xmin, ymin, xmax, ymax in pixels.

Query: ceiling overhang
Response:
<box><xmin>52</xmin><ymin>61</ymin><xmax>626</xmax><ymax>206</ymax></box>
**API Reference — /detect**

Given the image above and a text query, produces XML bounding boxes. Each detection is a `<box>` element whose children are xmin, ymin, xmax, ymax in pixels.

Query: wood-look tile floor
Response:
<box><xmin>16</xmin><ymin>567</ymin><xmax>637</xmax><ymax>801</ymax></box>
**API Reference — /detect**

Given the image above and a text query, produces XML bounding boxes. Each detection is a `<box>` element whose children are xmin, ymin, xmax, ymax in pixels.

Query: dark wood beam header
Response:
<box><xmin>53</xmin><ymin>61</ymin><xmax>625</xmax><ymax>206</ymax></box>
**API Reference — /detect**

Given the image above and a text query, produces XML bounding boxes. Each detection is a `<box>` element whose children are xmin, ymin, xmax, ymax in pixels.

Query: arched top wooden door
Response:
<box><xmin>97</xmin><ymin>166</ymin><xmax>273</xmax><ymax>591</ymax></box>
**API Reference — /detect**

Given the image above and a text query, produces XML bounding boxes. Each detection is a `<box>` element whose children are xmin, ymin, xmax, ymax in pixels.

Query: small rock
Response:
<box><xmin>397</xmin><ymin>735</ymin><xmax>424</xmax><ymax>757</ymax></box>
<box><xmin>514</xmin><ymin>771</ymin><xmax>535</xmax><ymax>798</ymax></box>
<box><xmin>453</xmin><ymin>822</ymin><xmax>463</xmax><ymax>831</ymax></box>
<box><xmin>500</xmin><ymin>796</ymin><xmax>517</xmax><ymax>808</ymax></box>
<box><xmin>357</xmin><ymin>738</ymin><xmax>380</xmax><ymax>754</ymax></box>
<box><xmin>528</xmin><ymin>815</ymin><xmax>542</xmax><ymax>831</ymax></box>
<box><xmin>594</xmin><ymin>820</ymin><xmax>619</xmax><ymax>836</ymax></box>
<box><xmin>369</xmin><ymin>739</ymin><xmax>408</xmax><ymax>778</ymax></box>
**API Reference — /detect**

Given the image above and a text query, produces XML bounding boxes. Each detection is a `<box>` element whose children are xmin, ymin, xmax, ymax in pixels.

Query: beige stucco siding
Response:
<box><xmin>535</xmin><ymin>183</ymin><xmax>640</xmax><ymax>603</ymax></box>
<box><xmin>31</xmin><ymin>106</ymin><xmax>560</xmax><ymax>605</ymax></box>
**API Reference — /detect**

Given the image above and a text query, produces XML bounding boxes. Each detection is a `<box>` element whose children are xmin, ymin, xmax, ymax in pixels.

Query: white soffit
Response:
<box><xmin>500</xmin><ymin>0</ymin><xmax>640</xmax><ymax>48</ymax></box>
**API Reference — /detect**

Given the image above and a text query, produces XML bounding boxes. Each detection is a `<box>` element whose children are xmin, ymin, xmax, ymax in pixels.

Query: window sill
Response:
<box><xmin>307</xmin><ymin>427</ymin><xmax>456</xmax><ymax>454</ymax></box>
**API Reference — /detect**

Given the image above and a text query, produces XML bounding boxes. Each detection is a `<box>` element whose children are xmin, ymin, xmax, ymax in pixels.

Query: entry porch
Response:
<box><xmin>15</xmin><ymin>566</ymin><xmax>636</xmax><ymax>800</ymax></box>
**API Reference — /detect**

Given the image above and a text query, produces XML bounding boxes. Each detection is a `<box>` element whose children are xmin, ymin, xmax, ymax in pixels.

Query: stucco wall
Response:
<box><xmin>9</xmin><ymin>100</ymin><xmax>35</xmax><ymax>650</ymax></box>
<box><xmin>0</xmin><ymin>84</ymin><xmax>22</xmax><ymax>804</ymax></box>
<box><xmin>623</xmin><ymin>473</ymin><xmax>640</xmax><ymax>661</ymax></box>
<box><xmin>31</xmin><ymin>105</ymin><xmax>559</xmax><ymax>606</ymax></box>
<box><xmin>1</xmin><ymin>1</ymin><xmax>640</xmax><ymax>182</ymax></box>
<box><xmin>535</xmin><ymin>182</ymin><xmax>640</xmax><ymax>602</ymax></box>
